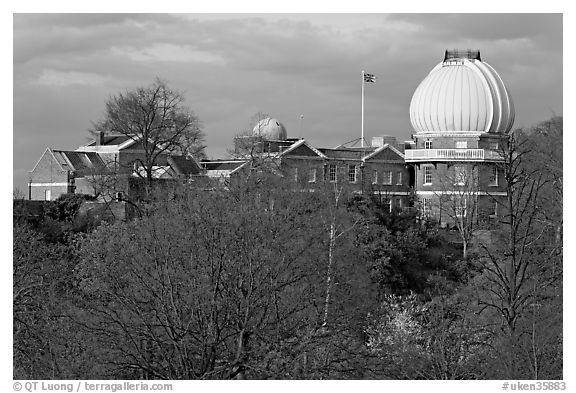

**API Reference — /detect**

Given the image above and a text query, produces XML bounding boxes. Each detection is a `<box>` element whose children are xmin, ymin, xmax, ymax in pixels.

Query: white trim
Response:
<box><xmin>229</xmin><ymin>161</ymin><xmax>249</xmax><ymax>175</ymax></box>
<box><xmin>372</xmin><ymin>191</ymin><xmax>412</xmax><ymax>196</ymax></box>
<box><xmin>423</xmin><ymin>165</ymin><xmax>433</xmax><ymax>185</ymax></box>
<box><xmin>279</xmin><ymin>139</ymin><xmax>328</xmax><ymax>159</ymax></box>
<box><xmin>413</xmin><ymin>132</ymin><xmax>484</xmax><ymax>138</ymax></box>
<box><xmin>76</xmin><ymin>145</ymin><xmax>121</xmax><ymax>153</ymax></box>
<box><xmin>362</xmin><ymin>143</ymin><xmax>405</xmax><ymax>161</ymax></box>
<box><xmin>328</xmin><ymin>164</ymin><xmax>337</xmax><ymax>182</ymax></box>
<box><xmin>30</xmin><ymin>182</ymin><xmax>71</xmax><ymax>187</ymax></box>
<box><xmin>308</xmin><ymin>168</ymin><xmax>317</xmax><ymax>183</ymax></box>
<box><xmin>382</xmin><ymin>170</ymin><xmax>393</xmax><ymax>185</ymax></box>
<box><xmin>415</xmin><ymin>190</ymin><xmax>507</xmax><ymax>196</ymax></box>
<box><xmin>29</xmin><ymin>148</ymin><xmax>67</xmax><ymax>173</ymax></box>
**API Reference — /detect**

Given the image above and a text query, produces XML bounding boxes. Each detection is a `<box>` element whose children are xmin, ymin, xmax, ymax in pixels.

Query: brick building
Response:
<box><xmin>28</xmin><ymin>132</ymin><xmax>202</xmax><ymax>201</ymax></box>
<box><xmin>222</xmin><ymin>118</ymin><xmax>414</xmax><ymax>212</ymax></box>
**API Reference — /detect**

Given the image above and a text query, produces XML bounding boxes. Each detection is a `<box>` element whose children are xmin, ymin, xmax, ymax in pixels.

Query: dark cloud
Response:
<box><xmin>387</xmin><ymin>14</ymin><xmax>562</xmax><ymax>44</ymax></box>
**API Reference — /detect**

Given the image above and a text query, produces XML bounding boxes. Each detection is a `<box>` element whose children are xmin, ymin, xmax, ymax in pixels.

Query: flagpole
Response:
<box><xmin>361</xmin><ymin>70</ymin><xmax>365</xmax><ymax>148</ymax></box>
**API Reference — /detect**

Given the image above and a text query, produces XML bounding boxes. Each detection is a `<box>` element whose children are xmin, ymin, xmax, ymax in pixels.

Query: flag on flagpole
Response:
<box><xmin>364</xmin><ymin>73</ymin><xmax>376</xmax><ymax>83</ymax></box>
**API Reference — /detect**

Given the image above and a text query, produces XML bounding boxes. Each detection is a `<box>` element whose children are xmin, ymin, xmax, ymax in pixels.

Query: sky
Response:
<box><xmin>12</xmin><ymin>13</ymin><xmax>563</xmax><ymax>192</ymax></box>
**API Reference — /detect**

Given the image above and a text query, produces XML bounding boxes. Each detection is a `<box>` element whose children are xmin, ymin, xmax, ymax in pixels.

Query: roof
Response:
<box><xmin>318</xmin><ymin>148</ymin><xmax>369</xmax><ymax>160</ymax></box>
<box><xmin>85</xmin><ymin>134</ymin><xmax>133</xmax><ymax>147</ymax></box>
<box><xmin>410</xmin><ymin>50</ymin><xmax>514</xmax><ymax>134</ymax></box>
<box><xmin>167</xmin><ymin>156</ymin><xmax>201</xmax><ymax>176</ymax></box>
<box><xmin>278</xmin><ymin>139</ymin><xmax>328</xmax><ymax>159</ymax></box>
<box><xmin>200</xmin><ymin>160</ymin><xmax>247</xmax><ymax>171</ymax></box>
<box><xmin>200</xmin><ymin>160</ymin><xmax>248</xmax><ymax>178</ymax></box>
<box><xmin>363</xmin><ymin>144</ymin><xmax>405</xmax><ymax>161</ymax></box>
<box><xmin>52</xmin><ymin>150</ymin><xmax>109</xmax><ymax>176</ymax></box>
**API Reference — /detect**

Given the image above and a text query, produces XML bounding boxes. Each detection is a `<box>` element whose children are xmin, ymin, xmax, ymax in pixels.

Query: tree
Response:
<box><xmin>91</xmin><ymin>78</ymin><xmax>206</xmax><ymax>191</ymax></box>
<box><xmin>437</xmin><ymin>164</ymin><xmax>480</xmax><ymax>260</ymax></box>
<box><xmin>473</xmin><ymin>125</ymin><xmax>562</xmax><ymax>378</ymax></box>
<box><xmin>74</xmin><ymin>180</ymin><xmax>329</xmax><ymax>379</ymax></box>
<box><xmin>229</xmin><ymin>112</ymin><xmax>281</xmax><ymax>174</ymax></box>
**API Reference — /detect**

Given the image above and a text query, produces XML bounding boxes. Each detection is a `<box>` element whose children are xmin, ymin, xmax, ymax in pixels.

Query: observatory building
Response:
<box><xmin>27</xmin><ymin>49</ymin><xmax>513</xmax><ymax>226</ymax></box>
<box><xmin>406</xmin><ymin>49</ymin><xmax>513</xmax><ymax>223</ymax></box>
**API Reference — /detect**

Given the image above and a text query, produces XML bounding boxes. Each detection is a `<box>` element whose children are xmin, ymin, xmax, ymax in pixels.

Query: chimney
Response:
<box><xmin>371</xmin><ymin>135</ymin><xmax>398</xmax><ymax>148</ymax></box>
<box><xmin>96</xmin><ymin>131</ymin><xmax>105</xmax><ymax>146</ymax></box>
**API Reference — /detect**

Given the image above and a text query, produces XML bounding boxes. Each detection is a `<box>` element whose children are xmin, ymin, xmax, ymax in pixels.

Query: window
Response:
<box><xmin>372</xmin><ymin>170</ymin><xmax>378</xmax><ymax>185</ymax></box>
<box><xmin>383</xmin><ymin>199</ymin><xmax>391</xmax><ymax>213</ymax></box>
<box><xmin>396</xmin><ymin>171</ymin><xmax>403</xmax><ymax>185</ymax></box>
<box><xmin>383</xmin><ymin>170</ymin><xmax>393</xmax><ymax>185</ymax></box>
<box><xmin>454</xmin><ymin>197</ymin><xmax>467</xmax><ymax>217</ymax></box>
<box><xmin>348</xmin><ymin>165</ymin><xmax>357</xmax><ymax>183</ymax></box>
<box><xmin>489</xmin><ymin>166</ymin><xmax>499</xmax><ymax>186</ymax></box>
<box><xmin>329</xmin><ymin>164</ymin><xmax>337</xmax><ymax>182</ymax></box>
<box><xmin>491</xmin><ymin>201</ymin><xmax>498</xmax><ymax>217</ymax></box>
<box><xmin>44</xmin><ymin>189</ymin><xmax>51</xmax><ymax>201</ymax></box>
<box><xmin>455</xmin><ymin>140</ymin><xmax>467</xmax><ymax>149</ymax></box>
<box><xmin>423</xmin><ymin>166</ymin><xmax>433</xmax><ymax>185</ymax></box>
<box><xmin>424</xmin><ymin>140</ymin><xmax>433</xmax><ymax>149</ymax></box>
<box><xmin>421</xmin><ymin>198</ymin><xmax>432</xmax><ymax>216</ymax></box>
<box><xmin>489</xmin><ymin>142</ymin><xmax>499</xmax><ymax>150</ymax></box>
<box><xmin>294</xmin><ymin>167</ymin><xmax>298</xmax><ymax>182</ymax></box>
<box><xmin>308</xmin><ymin>168</ymin><xmax>316</xmax><ymax>183</ymax></box>
<box><xmin>396</xmin><ymin>197</ymin><xmax>403</xmax><ymax>209</ymax></box>
<box><xmin>454</xmin><ymin>165</ymin><xmax>467</xmax><ymax>186</ymax></box>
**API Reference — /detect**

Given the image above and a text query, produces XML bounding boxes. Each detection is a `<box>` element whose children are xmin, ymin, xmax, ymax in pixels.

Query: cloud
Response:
<box><xmin>111</xmin><ymin>44</ymin><xmax>227</xmax><ymax>65</ymax></box>
<box><xmin>34</xmin><ymin>69</ymin><xmax>111</xmax><ymax>87</ymax></box>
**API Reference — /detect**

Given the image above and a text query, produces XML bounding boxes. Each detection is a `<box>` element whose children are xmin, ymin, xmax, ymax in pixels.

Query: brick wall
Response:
<box><xmin>29</xmin><ymin>150</ymin><xmax>71</xmax><ymax>200</ymax></box>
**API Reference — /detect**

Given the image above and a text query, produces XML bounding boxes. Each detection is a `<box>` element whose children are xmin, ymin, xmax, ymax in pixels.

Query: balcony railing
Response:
<box><xmin>405</xmin><ymin>149</ymin><xmax>503</xmax><ymax>162</ymax></box>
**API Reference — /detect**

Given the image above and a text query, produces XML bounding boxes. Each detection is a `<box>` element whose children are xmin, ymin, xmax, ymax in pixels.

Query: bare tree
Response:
<box><xmin>475</xmin><ymin>130</ymin><xmax>560</xmax><ymax>360</ymax></box>
<box><xmin>317</xmin><ymin>181</ymin><xmax>363</xmax><ymax>331</ymax></box>
<box><xmin>75</xmin><ymin>181</ymin><xmax>326</xmax><ymax>379</ymax></box>
<box><xmin>91</xmin><ymin>78</ymin><xmax>206</xmax><ymax>192</ymax></box>
<box><xmin>228</xmin><ymin>112</ymin><xmax>283</xmax><ymax>176</ymax></box>
<box><xmin>437</xmin><ymin>164</ymin><xmax>480</xmax><ymax>260</ymax></box>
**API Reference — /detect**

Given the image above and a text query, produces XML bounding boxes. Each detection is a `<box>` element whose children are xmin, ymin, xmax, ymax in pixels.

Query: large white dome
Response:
<box><xmin>252</xmin><ymin>117</ymin><xmax>287</xmax><ymax>140</ymax></box>
<box><xmin>409</xmin><ymin>50</ymin><xmax>514</xmax><ymax>134</ymax></box>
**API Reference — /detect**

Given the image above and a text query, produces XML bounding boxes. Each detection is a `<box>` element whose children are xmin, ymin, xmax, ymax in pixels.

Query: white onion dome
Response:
<box><xmin>409</xmin><ymin>50</ymin><xmax>515</xmax><ymax>134</ymax></box>
<box><xmin>252</xmin><ymin>117</ymin><xmax>287</xmax><ymax>140</ymax></box>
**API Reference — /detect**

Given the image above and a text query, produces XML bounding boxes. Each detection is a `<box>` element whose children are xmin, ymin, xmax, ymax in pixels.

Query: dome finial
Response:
<box><xmin>444</xmin><ymin>49</ymin><xmax>481</xmax><ymax>62</ymax></box>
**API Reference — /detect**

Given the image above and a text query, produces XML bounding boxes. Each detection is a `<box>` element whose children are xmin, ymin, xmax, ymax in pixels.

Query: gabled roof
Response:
<box><xmin>76</xmin><ymin>133</ymin><xmax>138</xmax><ymax>152</ymax></box>
<box><xmin>29</xmin><ymin>148</ymin><xmax>109</xmax><ymax>176</ymax></box>
<box><xmin>278</xmin><ymin>139</ymin><xmax>328</xmax><ymax>159</ymax></box>
<box><xmin>362</xmin><ymin>143</ymin><xmax>405</xmax><ymax>161</ymax></box>
<box><xmin>29</xmin><ymin>148</ymin><xmax>66</xmax><ymax>173</ymax></box>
